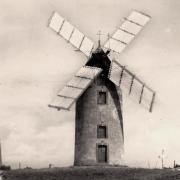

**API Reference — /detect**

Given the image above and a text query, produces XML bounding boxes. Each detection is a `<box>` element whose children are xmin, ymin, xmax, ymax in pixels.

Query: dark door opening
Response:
<box><xmin>97</xmin><ymin>145</ymin><xmax>108</xmax><ymax>163</ymax></box>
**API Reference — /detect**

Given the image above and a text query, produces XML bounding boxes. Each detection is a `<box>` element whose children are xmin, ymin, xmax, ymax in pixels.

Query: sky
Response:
<box><xmin>0</xmin><ymin>0</ymin><xmax>180</xmax><ymax>169</ymax></box>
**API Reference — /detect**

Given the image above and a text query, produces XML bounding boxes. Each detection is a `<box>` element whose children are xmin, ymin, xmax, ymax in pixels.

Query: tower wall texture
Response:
<box><xmin>74</xmin><ymin>75</ymin><xmax>124</xmax><ymax>166</ymax></box>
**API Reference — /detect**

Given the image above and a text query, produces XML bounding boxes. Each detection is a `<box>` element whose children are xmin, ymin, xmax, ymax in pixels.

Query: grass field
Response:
<box><xmin>2</xmin><ymin>166</ymin><xmax>180</xmax><ymax>180</ymax></box>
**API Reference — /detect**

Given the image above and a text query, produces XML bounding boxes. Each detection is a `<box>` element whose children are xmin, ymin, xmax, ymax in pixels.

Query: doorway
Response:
<box><xmin>97</xmin><ymin>144</ymin><xmax>108</xmax><ymax>163</ymax></box>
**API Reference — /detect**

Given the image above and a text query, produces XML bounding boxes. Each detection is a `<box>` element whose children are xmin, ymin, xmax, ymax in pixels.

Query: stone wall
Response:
<box><xmin>74</xmin><ymin>75</ymin><xmax>124</xmax><ymax>166</ymax></box>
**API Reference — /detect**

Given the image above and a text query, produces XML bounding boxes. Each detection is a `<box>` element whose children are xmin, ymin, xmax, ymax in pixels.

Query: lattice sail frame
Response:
<box><xmin>49</xmin><ymin>66</ymin><xmax>102</xmax><ymax>110</ymax></box>
<box><xmin>104</xmin><ymin>10</ymin><xmax>151</xmax><ymax>54</ymax></box>
<box><xmin>48</xmin><ymin>12</ymin><xmax>94</xmax><ymax>57</ymax></box>
<box><xmin>108</xmin><ymin>60</ymin><xmax>155</xmax><ymax>112</ymax></box>
<box><xmin>104</xmin><ymin>10</ymin><xmax>155</xmax><ymax>112</ymax></box>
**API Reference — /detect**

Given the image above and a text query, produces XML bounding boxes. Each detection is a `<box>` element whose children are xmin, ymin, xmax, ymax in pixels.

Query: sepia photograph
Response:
<box><xmin>0</xmin><ymin>0</ymin><xmax>180</xmax><ymax>179</ymax></box>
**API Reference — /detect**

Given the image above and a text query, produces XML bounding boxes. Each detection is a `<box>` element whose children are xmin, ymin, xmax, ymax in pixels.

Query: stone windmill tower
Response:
<box><xmin>48</xmin><ymin>10</ymin><xmax>156</xmax><ymax>166</ymax></box>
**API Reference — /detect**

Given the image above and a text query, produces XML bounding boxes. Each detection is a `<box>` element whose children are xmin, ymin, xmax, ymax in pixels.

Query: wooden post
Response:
<box><xmin>97</xmin><ymin>30</ymin><xmax>102</xmax><ymax>48</ymax></box>
<box><xmin>129</xmin><ymin>75</ymin><xmax>135</xmax><ymax>94</ymax></box>
<box><xmin>139</xmin><ymin>84</ymin><xmax>145</xmax><ymax>104</ymax></box>
<box><xmin>58</xmin><ymin>19</ymin><xmax>65</xmax><ymax>34</ymax></box>
<box><xmin>161</xmin><ymin>149</ymin><xmax>164</xmax><ymax>169</ymax></box>
<box><xmin>119</xmin><ymin>66</ymin><xmax>125</xmax><ymax>86</ymax></box>
<box><xmin>107</xmin><ymin>33</ymin><xmax>111</xmax><ymax>49</ymax></box>
<box><xmin>149</xmin><ymin>92</ymin><xmax>156</xmax><ymax>112</ymax></box>
<box><xmin>68</xmin><ymin>28</ymin><xmax>75</xmax><ymax>42</ymax></box>
<box><xmin>78</xmin><ymin>36</ymin><xmax>85</xmax><ymax>49</ymax></box>
<box><xmin>19</xmin><ymin>162</ymin><xmax>21</xmax><ymax>169</ymax></box>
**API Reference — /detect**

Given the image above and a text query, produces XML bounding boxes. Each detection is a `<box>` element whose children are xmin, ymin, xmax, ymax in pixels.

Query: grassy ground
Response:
<box><xmin>2</xmin><ymin>166</ymin><xmax>180</xmax><ymax>180</ymax></box>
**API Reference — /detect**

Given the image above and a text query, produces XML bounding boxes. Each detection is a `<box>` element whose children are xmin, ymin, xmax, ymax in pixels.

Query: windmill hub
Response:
<box><xmin>86</xmin><ymin>48</ymin><xmax>111</xmax><ymax>78</ymax></box>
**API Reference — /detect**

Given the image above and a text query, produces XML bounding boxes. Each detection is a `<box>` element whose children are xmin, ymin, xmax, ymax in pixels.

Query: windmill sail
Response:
<box><xmin>48</xmin><ymin>12</ymin><xmax>94</xmax><ymax>57</ymax></box>
<box><xmin>49</xmin><ymin>66</ymin><xmax>102</xmax><ymax>110</ymax></box>
<box><xmin>109</xmin><ymin>60</ymin><xmax>155</xmax><ymax>112</ymax></box>
<box><xmin>48</xmin><ymin>10</ymin><xmax>156</xmax><ymax>112</ymax></box>
<box><xmin>104</xmin><ymin>10</ymin><xmax>151</xmax><ymax>53</ymax></box>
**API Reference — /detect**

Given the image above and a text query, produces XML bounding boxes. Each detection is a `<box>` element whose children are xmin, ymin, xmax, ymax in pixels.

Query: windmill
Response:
<box><xmin>48</xmin><ymin>10</ymin><xmax>156</xmax><ymax>166</ymax></box>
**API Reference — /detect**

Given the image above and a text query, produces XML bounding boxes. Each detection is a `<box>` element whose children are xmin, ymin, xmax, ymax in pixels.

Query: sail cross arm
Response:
<box><xmin>48</xmin><ymin>11</ymin><xmax>94</xmax><ymax>57</ymax></box>
<box><xmin>48</xmin><ymin>96</ymin><xmax>74</xmax><ymax>110</ymax></box>
<box><xmin>48</xmin><ymin>12</ymin><xmax>64</xmax><ymax>33</ymax></box>
<box><xmin>103</xmin><ymin>10</ymin><xmax>151</xmax><ymax>54</ymax></box>
<box><xmin>109</xmin><ymin>60</ymin><xmax>155</xmax><ymax>112</ymax></box>
<box><xmin>49</xmin><ymin>66</ymin><xmax>102</xmax><ymax>110</ymax></box>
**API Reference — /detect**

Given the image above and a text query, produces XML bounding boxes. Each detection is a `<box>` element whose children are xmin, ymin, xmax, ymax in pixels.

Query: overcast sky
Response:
<box><xmin>0</xmin><ymin>0</ymin><xmax>180</xmax><ymax>169</ymax></box>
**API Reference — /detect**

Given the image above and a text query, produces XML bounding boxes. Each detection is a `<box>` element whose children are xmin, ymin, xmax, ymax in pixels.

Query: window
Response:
<box><xmin>97</xmin><ymin>91</ymin><xmax>107</xmax><ymax>104</ymax></box>
<box><xmin>96</xmin><ymin>76</ymin><xmax>105</xmax><ymax>85</ymax></box>
<box><xmin>97</xmin><ymin>125</ymin><xmax>107</xmax><ymax>138</ymax></box>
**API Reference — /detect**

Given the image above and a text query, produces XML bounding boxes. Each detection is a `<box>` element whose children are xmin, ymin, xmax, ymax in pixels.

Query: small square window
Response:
<box><xmin>96</xmin><ymin>76</ymin><xmax>105</xmax><ymax>85</ymax></box>
<box><xmin>97</xmin><ymin>125</ymin><xmax>107</xmax><ymax>138</ymax></box>
<box><xmin>97</xmin><ymin>91</ymin><xmax>107</xmax><ymax>104</ymax></box>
